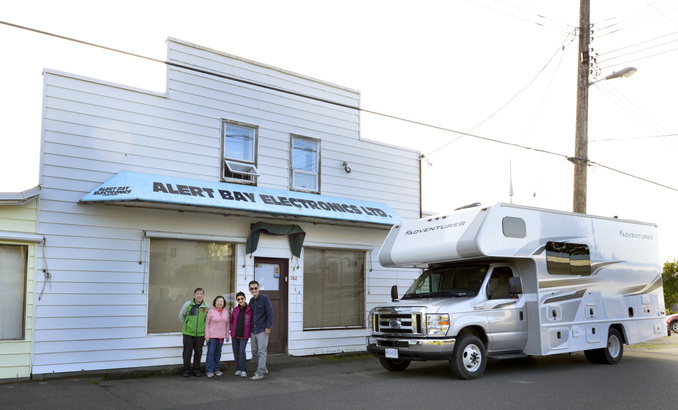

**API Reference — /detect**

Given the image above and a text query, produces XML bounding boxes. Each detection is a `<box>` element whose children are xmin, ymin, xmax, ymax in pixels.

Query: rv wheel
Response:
<box><xmin>599</xmin><ymin>328</ymin><xmax>624</xmax><ymax>364</ymax></box>
<box><xmin>378</xmin><ymin>356</ymin><xmax>411</xmax><ymax>371</ymax></box>
<box><xmin>584</xmin><ymin>349</ymin><xmax>602</xmax><ymax>364</ymax></box>
<box><xmin>449</xmin><ymin>334</ymin><xmax>487</xmax><ymax>380</ymax></box>
<box><xmin>585</xmin><ymin>328</ymin><xmax>624</xmax><ymax>364</ymax></box>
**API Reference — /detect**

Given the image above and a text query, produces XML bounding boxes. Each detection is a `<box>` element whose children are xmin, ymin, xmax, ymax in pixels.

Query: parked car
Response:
<box><xmin>668</xmin><ymin>314</ymin><xmax>678</xmax><ymax>334</ymax></box>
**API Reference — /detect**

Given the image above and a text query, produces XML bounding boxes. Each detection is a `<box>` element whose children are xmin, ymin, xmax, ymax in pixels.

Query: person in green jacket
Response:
<box><xmin>179</xmin><ymin>288</ymin><xmax>209</xmax><ymax>377</ymax></box>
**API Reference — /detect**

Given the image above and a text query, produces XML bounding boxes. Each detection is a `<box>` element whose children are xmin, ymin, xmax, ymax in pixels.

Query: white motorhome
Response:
<box><xmin>367</xmin><ymin>203</ymin><xmax>666</xmax><ymax>379</ymax></box>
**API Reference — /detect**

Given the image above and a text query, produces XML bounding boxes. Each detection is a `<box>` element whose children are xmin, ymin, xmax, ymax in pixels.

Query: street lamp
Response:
<box><xmin>589</xmin><ymin>67</ymin><xmax>637</xmax><ymax>86</ymax></box>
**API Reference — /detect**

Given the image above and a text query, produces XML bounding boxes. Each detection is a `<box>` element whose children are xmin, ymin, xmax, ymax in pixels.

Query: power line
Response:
<box><xmin>598</xmin><ymin>35</ymin><xmax>678</xmax><ymax>65</ymax></box>
<box><xmin>594</xmin><ymin>1</ymin><xmax>678</xmax><ymax>38</ymax></box>
<box><xmin>592</xmin><ymin>82</ymin><xmax>678</xmax><ymax>152</ymax></box>
<box><xmin>464</xmin><ymin>0</ymin><xmax>574</xmax><ymax>33</ymax></box>
<box><xmin>597</xmin><ymin>30</ymin><xmax>678</xmax><ymax>58</ymax></box>
<box><xmin>424</xmin><ymin>30</ymin><xmax>576</xmax><ymax>158</ymax></box>
<box><xmin>645</xmin><ymin>0</ymin><xmax>678</xmax><ymax>29</ymax></box>
<box><xmin>591</xmin><ymin>133</ymin><xmax>678</xmax><ymax>142</ymax></box>
<box><xmin>590</xmin><ymin>160</ymin><xmax>678</xmax><ymax>192</ymax></box>
<box><xmin>2</xmin><ymin>20</ymin><xmax>677</xmax><ymax>194</ymax></box>
<box><xmin>600</xmin><ymin>44</ymin><xmax>678</xmax><ymax>70</ymax></box>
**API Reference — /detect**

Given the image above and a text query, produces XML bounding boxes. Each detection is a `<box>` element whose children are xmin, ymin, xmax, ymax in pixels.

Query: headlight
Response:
<box><xmin>427</xmin><ymin>313</ymin><xmax>450</xmax><ymax>337</ymax></box>
<box><xmin>367</xmin><ymin>309</ymin><xmax>375</xmax><ymax>331</ymax></box>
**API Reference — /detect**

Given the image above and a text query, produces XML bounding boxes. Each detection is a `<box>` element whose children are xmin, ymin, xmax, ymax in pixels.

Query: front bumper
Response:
<box><xmin>367</xmin><ymin>336</ymin><xmax>457</xmax><ymax>361</ymax></box>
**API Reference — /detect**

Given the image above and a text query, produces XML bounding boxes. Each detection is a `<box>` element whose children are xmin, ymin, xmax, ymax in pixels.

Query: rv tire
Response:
<box><xmin>585</xmin><ymin>328</ymin><xmax>623</xmax><ymax>364</ymax></box>
<box><xmin>449</xmin><ymin>334</ymin><xmax>487</xmax><ymax>380</ymax></box>
<box><xmin>599</xmin><ymin>328</ymin><xmax>623</xmax><ymax>364</ymax></box>
<box><xmin>378</xmin><ymin>356</ymin><xmax>411</xmax><ymax>371</ymax></box>
<box><xmin>584</xmin><ymin>349</ymin><xmax>602</xmax><ymax>363</ymax></box>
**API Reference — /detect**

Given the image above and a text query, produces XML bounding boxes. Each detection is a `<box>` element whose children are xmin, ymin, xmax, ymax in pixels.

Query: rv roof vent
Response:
<box><xmin>454</xmin><ymin>202</ymin><xmax>481</xmax><ymax>211</ymax></box>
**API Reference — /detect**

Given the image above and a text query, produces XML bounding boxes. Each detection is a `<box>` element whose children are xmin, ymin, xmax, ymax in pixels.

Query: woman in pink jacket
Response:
<box><xmin>230</xmin><ymin>291</ymin><xmax>252</xmax><ymax>378</ymax></box>
<box><xmin>205</xmin><ymin>295</ymin><xmax>230</xmax><ymax>377</ymax></box>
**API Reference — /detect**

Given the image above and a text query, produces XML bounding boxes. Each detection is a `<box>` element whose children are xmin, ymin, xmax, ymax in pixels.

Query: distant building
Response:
<box><xmin>24</xmin><ymin>38</ymin><xmax>421</xmax><ymax>377</ymax></box>
<box><xmin>0</xmin><ymin>187</ymin><xmax>41</xmax><ymax>380</ymax></box>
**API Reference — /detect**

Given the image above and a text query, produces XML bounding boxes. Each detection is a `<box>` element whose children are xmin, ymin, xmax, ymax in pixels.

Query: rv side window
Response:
<box><xmin>545</xmin><ymin>242</ymin><xmax>591</xmax><ymax>276</ymax></box>
<box><xmin>487</xmin><ymin>267</ymin><xmax>513</xmax><ymax>299</ymax></box>
<box><xmin>502</xmin><ymin>217</ymin><xmax>526</xmax><ymax>238</ymax></box>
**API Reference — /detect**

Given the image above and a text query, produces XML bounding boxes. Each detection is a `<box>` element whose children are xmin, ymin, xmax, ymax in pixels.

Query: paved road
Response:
<box><xmin>3</xmin><ymin>333</ymin><xmax>678</xmax><ymax>409</ymax></box>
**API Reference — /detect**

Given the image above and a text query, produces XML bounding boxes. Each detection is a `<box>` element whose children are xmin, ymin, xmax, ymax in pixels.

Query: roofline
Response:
<box><xmin>167</xmin><ymin>37</ymin><xmax>361</xmax><ymax>95</ymax></box>
<box><xmin>0</xmin><ymin>186</ymin><xmax>41</xmax><ymax>206</ymax></box>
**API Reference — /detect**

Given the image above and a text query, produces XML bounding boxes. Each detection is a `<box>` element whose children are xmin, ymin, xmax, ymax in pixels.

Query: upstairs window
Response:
<box><xmin>222</xmin><ymin>120</ymin><xmax>259</xmax><ymax>184</ymax></box>
<box><xmin>291</xmin><ymin>135</ymin><xmax>320</xmax><ymax>193</ymax></box>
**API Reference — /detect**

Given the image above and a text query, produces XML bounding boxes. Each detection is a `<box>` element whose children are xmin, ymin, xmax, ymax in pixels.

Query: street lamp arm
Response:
<box><xmin>589</xmin><ymin>67</ymin><xmax>636</xmax><ymax>86</ymax></box>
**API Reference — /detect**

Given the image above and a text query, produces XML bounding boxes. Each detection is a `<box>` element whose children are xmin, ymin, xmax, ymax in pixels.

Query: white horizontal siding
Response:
<box><xmin>167</xmin><ymin>40</ymin><xmax>360</xmax><ymax>108</ymax></box>
<box><xmin>0</xmin><ymin>201</ymin><xmax>38</xmax><ymax>379</ymax></box>
<box><xmin>33</xmin><ymin>38</ymin><xmax>420</xmax><ymax>375</ymax></box>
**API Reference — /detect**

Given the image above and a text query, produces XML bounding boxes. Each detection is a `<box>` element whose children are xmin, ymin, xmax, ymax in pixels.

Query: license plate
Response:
<box><xmin>385</xmin><ymin>348</ymin><xmax>398</xmax><ymax>359</ymax></box>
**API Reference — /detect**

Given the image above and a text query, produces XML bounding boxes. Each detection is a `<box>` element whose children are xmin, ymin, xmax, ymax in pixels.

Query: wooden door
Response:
<box><xmin>254</xmin><ymin>258</ymin><xmax>288</xmax><ymax>354</ymax></box>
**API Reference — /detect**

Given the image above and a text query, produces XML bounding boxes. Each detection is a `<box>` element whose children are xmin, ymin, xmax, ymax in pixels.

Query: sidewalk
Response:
<box><xmin>0</xmin><ymin>352</ymin><xmax>379</xmax><ymax>410</ymax></box>
<box><xmin>2</xmin><ymin>334</ymin><xmax>677</xmax><ymax>410</ymax></box>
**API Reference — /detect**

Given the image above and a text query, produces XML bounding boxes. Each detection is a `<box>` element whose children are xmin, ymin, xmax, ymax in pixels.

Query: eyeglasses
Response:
<box><xmin>250</xmin><ymin>287</ymin><xmax>258</xmax><ymax>290</ymax></box>
<box><xmin>236</xmin><ymin>297</ymin><xmax>245</xmax><ymax>301</ymax></box>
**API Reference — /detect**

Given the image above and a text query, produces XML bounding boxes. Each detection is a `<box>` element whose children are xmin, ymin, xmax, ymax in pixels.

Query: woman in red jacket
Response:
<box><xmin>205</xmin><ymin>295</ymin><xmax>230</xmax><ymax>377</ymax></box>
<box><xmin>230</xmin><ymin>291</ymin><xmax>252</xmax><ymax>378</ymax></box>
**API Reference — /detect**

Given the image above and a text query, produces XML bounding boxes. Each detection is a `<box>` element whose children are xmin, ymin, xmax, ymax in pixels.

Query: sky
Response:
<box><xmin>1</xmin><ymin>1</ymin><xmax>677</xmax><ymax>261</ymax></box>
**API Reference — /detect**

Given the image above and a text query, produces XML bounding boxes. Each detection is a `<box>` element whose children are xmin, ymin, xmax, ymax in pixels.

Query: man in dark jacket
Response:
<box><xmin>249</xmin><ymin>280</ymin><xmax>273</xmax><ymax>380</ymax></box>
<box><xmin>179</xmin><ymin>287</ymin><xmax>209</xmax><ymax>377</ymax></box>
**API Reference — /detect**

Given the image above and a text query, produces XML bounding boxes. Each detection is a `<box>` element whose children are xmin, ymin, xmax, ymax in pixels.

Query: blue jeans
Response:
<box><xmin>232</xmin><ymin>337</ymin><xmax>249</xmax><ymax>372</ymax></box>
<box><xmin>205</xmin><ymin>338</ymin><xmax>224</xmax><ymax>374</ymax></box>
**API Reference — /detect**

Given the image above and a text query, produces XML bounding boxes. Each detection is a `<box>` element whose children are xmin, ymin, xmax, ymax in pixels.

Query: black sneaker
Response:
<box><xmin>193</xmin><ymin>370</ymin><xmax>201</xmax><ymax>377</ymax></box>
<box><xmin>182</xmin><ymin>370</ymin><xmax>190</xmax><ymax>378</ymax></box>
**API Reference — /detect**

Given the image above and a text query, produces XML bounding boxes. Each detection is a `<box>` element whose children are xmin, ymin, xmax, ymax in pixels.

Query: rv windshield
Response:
<box><xmin>402</xmin><ymin>265</ymin><xmax>488</xmax><ymax>299</ymax></box>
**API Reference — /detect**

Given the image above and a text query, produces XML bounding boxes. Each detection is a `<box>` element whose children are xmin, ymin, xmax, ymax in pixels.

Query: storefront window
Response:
<box><xmin>0</xmin><ymin>244</ymin><xmax>27</xmax><ymax>340</ymax></box>
<box><xmin>303</xmin><ymin>248</ymin><xmax>365</xmax><ymax>329</ymax></box>
<box><xmin>148</xmin><ymin>239</ymin><xmax>235</xmax><ymax>334</ymax></box>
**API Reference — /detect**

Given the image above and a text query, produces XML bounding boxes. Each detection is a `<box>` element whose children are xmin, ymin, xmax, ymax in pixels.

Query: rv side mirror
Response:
<box><xmin>391</xmin><ymin>285</ymin><xmax>399</xmax><ymax>302</ymax></box>
<box><xmin>509</xmin><ymin>277</ymin><xmax>523</xmax><ymax>295</ymax></box>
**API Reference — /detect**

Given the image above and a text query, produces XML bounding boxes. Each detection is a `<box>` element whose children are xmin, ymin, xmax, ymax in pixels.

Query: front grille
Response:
<box><xmin>374</xmin><ymin>307</ymin><xmax>425</xmax><ymax>336</ymax></box>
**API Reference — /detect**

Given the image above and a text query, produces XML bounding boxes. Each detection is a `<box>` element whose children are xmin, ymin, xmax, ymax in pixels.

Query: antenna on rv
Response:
<box><xmin>509</xmin><ymin>160</ymin><xmax>514</xmax><ymax>204</ymax></box>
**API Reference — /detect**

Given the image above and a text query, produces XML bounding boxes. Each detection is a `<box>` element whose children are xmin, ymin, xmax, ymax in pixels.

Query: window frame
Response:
<box><xmin>290</xmin><ymin>134</ymin><xmax>321</xmax><ymax>194</ymax></box>
<box><xmin>221</xmin><ymin>119</ymin><xmax>259</xmax><ymax>185</ymax></box>
<box><xmin>486</xmin><ymin>266</ymin><xmax>515</xmax><ymax>300</ymax></box>
<box><xmin>0</xmin><ymin>243</ymin><xmax>28</xmax><ymax>340</ymax></box>
<box><xmin>302</xmin><ymin>247</ymin><xmax>366</xmax><ymax>331</ymax></box>
<box><xmin>146</xmin><ymin>238</ymin><xmax>236</xmax><ymax>334</ymax></box>
<box><xmin>545</xmin><ymin>241</ymin><xmax>592</xmax><ymax>276</ymax></box>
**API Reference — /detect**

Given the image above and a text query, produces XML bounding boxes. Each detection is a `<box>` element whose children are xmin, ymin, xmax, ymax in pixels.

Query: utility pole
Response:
<box><xmin>572</xmin><ymin>0</ymin><xmax>590</xmax><ymax>214</ymax></box>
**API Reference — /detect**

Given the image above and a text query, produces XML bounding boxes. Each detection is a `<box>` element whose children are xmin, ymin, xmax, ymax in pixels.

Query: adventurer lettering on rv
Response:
<box><xmin>405</xmin><ymin>221</ymin><xmax>465</xmax><ymax>236</ymax></box>
<box><xmin>619</xmin><ymin>230</ymin><xmax>653</xmax><ymax>240</ymax></box>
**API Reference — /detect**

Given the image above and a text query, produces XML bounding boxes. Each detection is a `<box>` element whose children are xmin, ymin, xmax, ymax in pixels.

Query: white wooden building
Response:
<box><xmin>0</xmin><ymin>187</ymin><xmax>41</xmax><ymax>380</ymax></box>
<box><xmin>31</xmin><ymin>38</ymin><xmax>421</xmax><ymax>376</ymax></box>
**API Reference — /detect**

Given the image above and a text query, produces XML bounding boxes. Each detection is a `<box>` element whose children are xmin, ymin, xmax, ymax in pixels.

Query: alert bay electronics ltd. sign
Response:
<box><xmin>81</xmin><ymin>171</ymin><xmax>401</xmax><ymax>225</ymax></box>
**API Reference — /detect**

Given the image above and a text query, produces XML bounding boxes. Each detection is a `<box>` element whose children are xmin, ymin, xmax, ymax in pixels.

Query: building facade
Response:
<box><xmin>0</xmin><ymin>187</ymin><xmax>41</xmax><ymax>380</ymax></box>
<box><xmin>30</xmin><ymin>38</ymin><xmax>421</xmax><ymax>376</ymax></box>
